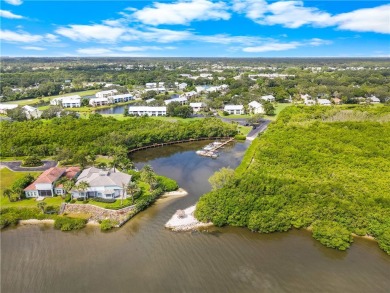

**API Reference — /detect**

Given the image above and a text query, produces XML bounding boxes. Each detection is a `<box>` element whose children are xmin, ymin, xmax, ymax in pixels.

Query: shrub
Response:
<box><xmin>54</xmin><ymin>217</ymin><xmax>87</xmax><ymax>231</ymax></box>
<box><xmin>100</xmin><ymin>219</ymin><xmax>118</xmax><ymax>231</ymax></box>
<box><xmin>91</xmin><ymin>197</ymin><xmax>116</xmax><ymax>203</ymax></box>
<box><xmin>127</xmin><ymin>170</ymin><xmax>141</xmax><ymax>181</ymax></box>
<box><xmin>45</xmin><ymin>205</ymin><xmax>59</xmax><ymax>214</ymax></box>
<box><xmin>70</xmin><ymin>199</ymin><xmax>76</xmax><ymax>203</ymax></box>
<box><xmin>21</xmin><ymin>155</ymin><xmax>43</xmax><ymax>167</ymax></box>
<box><xmin>312</xmin><ymin>221</ymin><xmax>353</xmax><ymax>250</ymax></box>
<box><xmin>76</xmin><ymin>197</ymin><xmax>84</xmax><ymax>201</ymax></box>
<box><xmin>234</xmin><ymin>134</ymin><xmax>246</xmax><ymax>140</ymax></box>
<box><xmin>0</xmin><ymin>212</ymin><xmax>19</xmax><ymax>229</ymax></box>
<box><xmin>64</xmin><ymin>194</ymin><xmax>72</xmax><ymax>203</ymax></box>
<box><xmin>157</xmin><ymin>176</ymin><xmax>178</xmax><ymax>192</ymax></box>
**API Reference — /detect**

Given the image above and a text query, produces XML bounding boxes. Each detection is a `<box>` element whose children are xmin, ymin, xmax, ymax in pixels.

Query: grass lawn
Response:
<box><xmin>237</xmin><ymin>125</ymin><xmax>252</xmax><ymax>136</ymax></box>
<box><xmin>0</xmin><ymin>168</ymin><xmax>41</xmax><ymax>195</ymax></box>
<box><xmin>1</xmin><ymin>196</ymin><xmax>63</xmax><ymax>209</ymax></box>
<box><xmin>264</xmin><ymin>103</ymin><xmax>292</xmax><ymax>121</ymax></box>
<box><xmin>3</xmin><ymin>89</ymin><xmax>99</xmax><ymax>106</ymax></box>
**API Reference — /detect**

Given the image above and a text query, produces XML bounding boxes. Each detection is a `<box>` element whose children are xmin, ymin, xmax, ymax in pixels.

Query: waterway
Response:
<box><xmin>1</xmin><ymin>141</ymin><xmax>389</xmax><ymax>293</ymax></box>
<box><xmin>95</xmin><ymin>104</ymin><xmax>126</xmax><ymax>115</ymax></box>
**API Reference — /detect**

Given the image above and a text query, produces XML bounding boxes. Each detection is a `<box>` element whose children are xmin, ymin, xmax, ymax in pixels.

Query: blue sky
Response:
<box><xmin>1</xmin><ymin>0</ymin><xmax>389</xmax><ymax>57</ymax></box>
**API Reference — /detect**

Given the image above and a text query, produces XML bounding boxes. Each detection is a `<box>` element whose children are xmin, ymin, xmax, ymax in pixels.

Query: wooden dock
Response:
<box><xmin>128</xmin><ymin>136</ymin><xmax>233</xmax><ymax>154</ymax></box>
<box><xmin>196</xmin><ymin>137</ymin><xmax>235</xmax><ymax>158</ymax></box>
<box><xmin>208</xmin><ymin>137</ymin><xmax>235</xmax><ymax>152</ymax></box>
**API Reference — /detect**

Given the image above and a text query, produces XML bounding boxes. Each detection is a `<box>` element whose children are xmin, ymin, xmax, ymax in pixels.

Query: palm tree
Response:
<box><xmin>126</xmin><ymin>181</ymin><xmax>139</xmax><ymax>204</ymax></box>
<box><xmin>63</xmin><ymin>179</ymin><xmax>75</xmax><ymax>197</ymax></box>
<box><xmin>76</xmin><ymin>181</ymin><xmax>90</xmax><ymax>200</ymax></box>
<box><xmin>3</xmin><ymin>189</ymin><xmax>13</xmax><ymax>202</ymax></box>
<box><xmin>37</xmin><ymin>202</ymin><xmax>47</xmax><ymax>213</ymax></box>
<box><xmin>141</xmin><ymin>165</ymin><xmax>157</xmax><ymax>191</ymax></box>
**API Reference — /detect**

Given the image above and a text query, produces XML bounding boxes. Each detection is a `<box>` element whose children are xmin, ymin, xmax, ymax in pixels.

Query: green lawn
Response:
<box><xmin>3</xmin><ymin>89</ymin><xmax>99</xmax><ymax>106</ymax></box>
<box><xmin>264</xmin><ymin>103</ymin><xmax>292</xmax><ymax>121</ymax></box>
<box><xmin>237</xmin><ymin>125</ymin><xmax>252</xmax><ymax>136</ymax></box>
<box><xmin>1</xmin><ymin>195</ymin><xmax>63</xmax><ymax>209</ymax></box>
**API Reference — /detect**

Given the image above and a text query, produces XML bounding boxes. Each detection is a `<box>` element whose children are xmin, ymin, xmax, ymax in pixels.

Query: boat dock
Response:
<box><xmin>196</xmin><ymin>137</ymin><xmax>234</xmax><ymax>158</ymax></box>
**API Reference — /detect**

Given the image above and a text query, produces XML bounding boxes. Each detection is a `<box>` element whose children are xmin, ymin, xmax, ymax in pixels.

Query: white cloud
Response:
<box><xmin>232</xmin><ymin>0</ymin><xmax>267</xmax><ymax>21</ymax></box>
<box><xmin>4</xmin><ymin>0</ymin><xmax>23</xmax><ymax>6</ymax></box>
<box><xmin>21</xmin><ymin>46</ymin><xmax>46</xmax><ymax>51</ymax></box>
<box><xmin>333</xmin><ymin>4</ymin><xmax>390</xmax><ymax>34</ymax></box>
<box><xmin>56</xmin><ymin>24</ymin><xmax>126</xmax><ymax>43</ymax></box>
<box><xmin>308</xmin><ymin>38</ymin><xmax>332</xmax><ymax>46</ymax></box>
<box><xmin>235</xmin><ymin>1</ymin><xmax>390</xmax><ymax>34</ymax></box>
<box><xmin>126</xmin><ymin>27</ymin><xmax>194</xmax><ymax>43</ymax></box>
<box><xmin>132</xmin><ymin>0</ymin><xmax>230</xmax><ymax>25</ymax></box>
<box><xmin>0</xmin><ymin>9</ymin><xmax>23</xmax><ymax>19</ymax></box>
<box><xmin>117</xmin><ymin>46</ymin><xmax>175</xmax><ymax>52</ymax></box>
<box><xmin>262</xmin><ymin>1</ymin><xmax>332</xmax><ymax>28</ymax></box>
<box><xmin>77</xmin><ymin>48</ymin><xmax>112</xmax><ymax>55</ymax></box>
<box><xmin>0</xmin><ymin>30</ymin><xmax>43</xmax><ymax>43</ymax></box>
<box><xmin>243</xmin><ymin>42</ymin><xmax>300</xmax><ymax>52</ymax></box>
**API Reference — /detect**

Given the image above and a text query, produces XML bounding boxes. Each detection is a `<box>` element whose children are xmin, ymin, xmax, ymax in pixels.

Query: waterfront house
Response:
<box><xmin>89</xmin><ymin>97</ymin><xmax>109</xmax><ymax>107</ymax></box>
<box><xmin>248</xmin><ymin>101</ymin><xmax>265</xmax><ymax>114</ymax></box>
<box><xmin>109</xmin><ymin>94</ymin><xmax>134</xmax><ymax>103</ymax></box>
<box><xmin>71</xmin><ymin>167</ymin><xmax>131</xmax><ymax>199</ymax></box>
<box><xmin>22</xmin><ymin>105</ymin><xmax>42</xmax><ymax>119</ymax></box>
<box><xmin>50</xmin><ymin>95</ymin><xmax>81</xmax><ymax>108</ymax></box>
<box><xmin>128</xmin><ymin>106</ymin><xmax>167</xmax><ymax>116</ymax></box>
<box><xmin>224</xmin><ymin>105</ymin><xmax>244</xmax><ymax>115</ymax></box>
<box><xmin>317</xmin><ymin>98</ymin><xmax>332</xmax><ymax>106</ymax></box>
<box><xmin>24</xmin><ymin>166</ymin><xmax>80</xmax><ymax>197</ymax></box>
<box><xmin>96</xmin><ymin>89</ymin><xmax>118</xmax><ymax>99</ymax></box>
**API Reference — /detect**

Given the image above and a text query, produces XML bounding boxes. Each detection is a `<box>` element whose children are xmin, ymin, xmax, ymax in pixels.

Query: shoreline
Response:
<box><xmin>165</xmin><ymin>205</ymin><xmax>213</xmax><ymax>231</ymax></box>
<box><xmin>15</xmin><ymin>188</ymin><xmax>189</xmax><ymax>228</ymax></box>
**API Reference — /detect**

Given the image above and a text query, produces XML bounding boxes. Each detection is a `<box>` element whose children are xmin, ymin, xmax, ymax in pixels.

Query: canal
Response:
<box><xmin>1</xmin><ymin>141</ymin><xmax>389</xmax><ymax>293</ymax></box>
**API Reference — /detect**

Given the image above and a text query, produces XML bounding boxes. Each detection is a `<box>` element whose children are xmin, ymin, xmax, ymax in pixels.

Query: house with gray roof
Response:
<box><xmin>71</xmin><ymin>167</ymin><xmax>131</xmax><ymax>199</ymax></box>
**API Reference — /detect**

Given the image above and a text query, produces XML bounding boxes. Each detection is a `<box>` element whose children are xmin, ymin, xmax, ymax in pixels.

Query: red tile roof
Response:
<box><xmin>24</xmin><ymin>167</ymin><xmax>66</xmax><ymax>191</ymax></box>
<box><xmin>64</xmin><ymin>166</ymin><xmax>81</xmax><ymax>179</ymax></box>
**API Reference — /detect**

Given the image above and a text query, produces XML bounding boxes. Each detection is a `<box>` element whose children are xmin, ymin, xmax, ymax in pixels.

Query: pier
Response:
<box><xmin>196</xmin><ymin>137</ymin><xmax>235</xmax><ymax>158</ymax></box>
<box><xmin>128</xmin><ymin>136</ymin><xmax>233</xmax><ymax>153</ymax></box>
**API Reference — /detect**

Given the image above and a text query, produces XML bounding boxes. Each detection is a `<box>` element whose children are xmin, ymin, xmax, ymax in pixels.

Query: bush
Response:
<box><xmin>91</xmin><ymin>197</ymin><xmax>116</xmax><ymax>203</ymax></box>
<box><xmin>234</xmin><ymin>134</ymin><xmax>246</xmax><ymax>140</ymax></box>
<box><xmin>312</xmin><ymin>221</ymin><xmax>353</xmax><ymax>250</ymax></box>
<box><xmin>157</xmin><ymin>176</ymin><xmax>178</xmax><ymax>192</ymax></box>
<box><xmin>0</xmin><ymin>212</ymin><xmax>19</xmax><ymax>229</ymax></box>
<box><xmin>21</xmin><ymin>155</ymin><xmax>43</xmax><ymax>167</ymax></box>
<box><xmin>54</xmin><ymin>217</ymin><xmax>87</xmax><ymax>231</ymax></box>
<box><xmin>76</xmin><ymin>197</ymin><xmax>85</xmax><ymax>201</ymax></box>
<box><xmin>70</xmin><ymin>199</ymin><xmax>76</xmax><ymax>203</ymax></box>
<box><xmin>45</xmin><ymin>205</ymin><xmax>59</xmax><ymax>214</ymax></box>
<box><xmin>64</xmin><ymin>194</ymin><xmax>72</xmax><ymax>203</ymax></box>
<box><xmin>127</xmin><ymin>170</ymin><xmax>141</xmax><ymax>181</ymax></box>
<box><xmin>100</xmin><ymin>219</ymin><xmax>118</xmax><ymax>231</ymax></box>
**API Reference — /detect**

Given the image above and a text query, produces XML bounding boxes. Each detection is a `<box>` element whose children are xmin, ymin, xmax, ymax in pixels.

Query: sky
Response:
<box><xmin>1</xmin><ymin>0</ymin><xmax>389</xmax><ymax>57</ymax></box>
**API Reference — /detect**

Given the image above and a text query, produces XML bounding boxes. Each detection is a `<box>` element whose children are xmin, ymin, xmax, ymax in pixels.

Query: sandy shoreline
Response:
<box><xmin>165</xmin><ymin>205</ymin><xmax>213</xmax><ymax>231</ymax></box>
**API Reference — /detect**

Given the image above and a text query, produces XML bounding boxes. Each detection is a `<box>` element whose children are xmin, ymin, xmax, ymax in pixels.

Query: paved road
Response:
<box><xmin>0</xmin><ymin>160</ymin><xmax>58</xmax><ymax>171</ymax></box>
<box><xmin>246</xmin><ymin>119</ymin><xmax>272</xmax><ymax>141</ymax></box>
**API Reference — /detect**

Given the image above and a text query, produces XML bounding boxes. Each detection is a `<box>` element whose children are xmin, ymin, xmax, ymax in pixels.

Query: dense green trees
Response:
<box><xmin>0</xmin><ymin>116</ymin><xmax>237</xmax><ymax>162</ymax></box>
<box><xmin>196</xmin><ymin>106</ymin><xmax>390</xmax><ymax>253</ymax></box>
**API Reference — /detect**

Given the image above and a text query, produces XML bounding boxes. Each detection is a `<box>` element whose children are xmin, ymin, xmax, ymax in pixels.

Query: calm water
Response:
<box><xmin>1</xmin><ymin>141</ymin><xmax>389</xmax><ymax>293</ymax></box>
<box><xmin>95</xmin><ymin>105</ymin><xmax>126</xmax><ymax>115</ymax></box>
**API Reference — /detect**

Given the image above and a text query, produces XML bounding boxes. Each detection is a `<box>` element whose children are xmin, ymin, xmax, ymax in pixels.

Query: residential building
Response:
<box><xmin>50</xmin><ymin>95</ymin><xmax>81</xmax><ymax>108</ymax></box>
<box><xmin>24</xmin><ymin>166</ymin><xmax>80</xmax><ymax>198</ymax></box>
<box><xmin>368</xmin><ymin>96</ymin><xmax>380</xmax><ymax>103</ymax></box>
<box><xmin>89</xmin><ymin>97</ymin><xmax>109</xmax><ymax>106</ymax></box>
<box><xmin>261</xmin><ymin>95</ymin><xmax>276</xmax><ymax>102</ymax></box>
<box><xmin>178</xmin><ymin>83</ymin><xmax>187</xmax><ymax>90</ymax></box>
<box><xmin>164</xmin><ymin>96</ymin><xmax>188</xmax><ymax>105</ymax></box>
<box><xmin>71</xmin><ymin>167</ymin><xmax>131</xmax><ymax>199</ymax></box>
<box><xmin>190</xmin><ymin>102</ymin><xmax>205</xmax><ymax>113</ymax></box>
<box><xmin>23</xmin><ymin>105</ymin><xmax>42</xmax><ymax>119</ymax></box>
<box><xmin>109</xmin><ymin>94</ymin><xmax>133</xmax><ymax>103</ymax></box>
<box><xmin>224</xmin><ymin>105</ymin><xmax>244</xmax><ymax>115</ymax></box>
<box><xmin>95</xmin><ymin>89</ymin><xmax>118</xmax><ymax>99</ymax></box>
<box><xmin>317</xmin><ymin>98</ymin><xmax>332</xmax><ymax>106</ymax></box>
<box><xmin>182</xmin><ymin>91</ymin><xmax>198</xmax><ymax>98</ymax></box>
<box><xmin>128</xmin><ymin>106</ymin><xmax>167</xmax><ymax>116</ymax></box>
<box><xmin>248</xmin><ymin>101</ymin><xmax>265</xmax><ymax>114</ymax></box>
<box><xmin>0</xmin><ymin>104</ymin><xmax>18</xmax><ymax>114</ymax></box>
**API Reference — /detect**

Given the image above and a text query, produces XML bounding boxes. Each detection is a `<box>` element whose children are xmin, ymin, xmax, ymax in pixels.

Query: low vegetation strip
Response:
<box><xmin>0</xmin><ymin>115</ymin><xmax>237</xmax><ymax>159</ymax></box>
<box><xmin>195</xmin><ymin>105</ymin><xmax>390</xmax><ymax>254</ymax></box>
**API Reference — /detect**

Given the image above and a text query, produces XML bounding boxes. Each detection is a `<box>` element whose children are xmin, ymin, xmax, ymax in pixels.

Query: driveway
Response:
<box><xmin>246</xmin><ymin>120</ymin><xmax>272</xmax><ymax>141</ymax></box>
<box><xmin>0</xmin><ymin>160</ymin><xmax>58</xmax><ymax>171</ymax></box>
